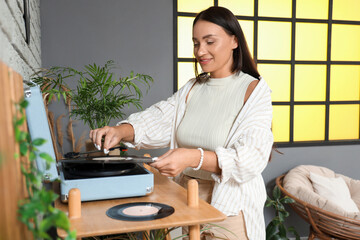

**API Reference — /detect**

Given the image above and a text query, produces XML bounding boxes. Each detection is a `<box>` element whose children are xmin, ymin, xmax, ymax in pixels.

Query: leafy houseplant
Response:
<box><xmin>265</xmin><ymin>186</ymin><xmax>300</xmax><ymax>240</ymax></box>
<box><xmin>32</xmin><ymin>60</ymin><xmax>153</xmax><ymax>130</ymax></box>
<box><xmin>14</xmin><ymin>99</ymin><xmax>76</xmax><ymax>240</ymax></box>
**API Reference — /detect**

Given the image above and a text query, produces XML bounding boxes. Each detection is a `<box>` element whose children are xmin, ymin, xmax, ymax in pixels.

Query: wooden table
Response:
<box><xmin>55</xmin><ymin>168</ymin><xmax>226</xmax><ymax>239</ymax></box>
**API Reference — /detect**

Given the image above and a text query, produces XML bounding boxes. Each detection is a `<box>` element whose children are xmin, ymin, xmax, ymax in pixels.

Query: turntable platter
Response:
<box><xmin>63</xmin><ymin>162</ymin><xmax>136</xmax><ymax>178</ymax></box>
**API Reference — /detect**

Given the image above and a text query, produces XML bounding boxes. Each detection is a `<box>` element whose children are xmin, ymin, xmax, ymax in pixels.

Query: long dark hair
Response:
<box><xmin>193</xmin><ymin>6</ymin><xmax>260</xmax><ymax>81</ymax></box>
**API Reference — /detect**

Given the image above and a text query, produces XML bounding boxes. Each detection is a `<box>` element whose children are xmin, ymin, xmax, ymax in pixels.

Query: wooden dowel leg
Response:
<box><xmin>165</xmin><ymin>229</ymin><xmax>172</xmax><ymax>240</ymax></box>
<box><xmin>187</xmin><ymin>179</ymin><xmax>199</xmax><ymax>208</ymax></box>
<box><xmin>187</xmin><ymin>179</ymin><xmax>200</xmax><ymax>240</ymax></box>
<box><xmin>143</xmin><ymin>230</ymin><xmax>150</xmax><ymax>240</ymax></box>
<box><xmin>189</xmin><ymin>225</ymin><xmax>200</xmax><ymax>240</ymax></box>
<box><xmin>68</xmin><ymin>188</ymin><xmax>81</xmax><ymax>219</ymax></box>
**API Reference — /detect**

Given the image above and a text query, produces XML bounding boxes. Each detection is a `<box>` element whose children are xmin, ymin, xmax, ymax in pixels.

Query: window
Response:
<box><xmin>174</xmin><ymin>0</ymin><xmax>360</xmax><ymax>146</ymax></box>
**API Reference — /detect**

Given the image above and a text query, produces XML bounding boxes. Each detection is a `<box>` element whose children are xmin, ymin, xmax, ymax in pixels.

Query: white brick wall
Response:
<box><xmin>0</xmin><ymin>0</ymin><xmax>41</xmax><ymax>79</ymax></box>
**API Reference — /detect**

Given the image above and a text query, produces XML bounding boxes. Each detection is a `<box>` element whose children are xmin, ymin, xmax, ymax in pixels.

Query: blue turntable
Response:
<box><xmin>24</xmin><ymin>84</ymin><xmax>154</xmax><ymax>202</ymax></box>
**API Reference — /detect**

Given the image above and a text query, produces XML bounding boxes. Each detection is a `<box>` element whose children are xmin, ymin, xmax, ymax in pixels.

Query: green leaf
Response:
<box><xmin>20</xmin><ymin>99</ymin><xmax>29</xmax><ymax>108</ymax></box>
<box><xmin>266</xmin><ymin>222</ymin><xmax>277</xmax><ymax>240</ymax></box>
<box><xmin>16</xmin><ymin>130</ymin><xmax>27</xmax><ymax>142</ymax></box>
<box><xmin>39</xmin><ymin>152</ymin><xmax>54</xmax><ymax>168</ymax></box>
<box><xmin>278</xmin><ymin>224</ymin><xmax>287</xmax><ymax>237</ymax></box>
<box><xmin>48</xmin><ymin>93</ymin><xmax>54</xmax><ymax>103</ymax></box>
<box><xmin>15</xmin><ymin>116</ymin><xmax>26</xmax><ymax>126</ymax></box>
<box><xmin>53</xmin><ymin>209</ymin><xmax>71</xmax><ymax>230</ymax></box>
<box><xmin>270</xmin><ymin>235</ymin><xmax>288</xmax><ymax>240</ymax></box>
<box><xmin>265</xmin><ymin>197</ymin><xmax>275</xmax><ymax>207</ymax></box>
<box><xmin>281</xmin><ymin>209</ymin><xmax>289</xmax><ymax>218</ymax></box>
<box><xmin>281</xmin><ymin>196</ymin><xmax>295</xmax><ymax>204</ymax></box>
<box><xmin>277</xmin><ymin>203</ymin><xmax>285</xmax><ymax>211</ymax></box>
<box><xmin>20</xmin><ymin>142</ymin><xmax>28</xmax><ymax>156</ymax></box>
<box><xmin>32</xmin><ymin>138</ymin><xmax>46</xmax><ymax>146</ymax></box>
<box><xmin>287</xmin><ymin>226</ymin><xmax>300</xmax><ymax>240</ymax></box>
<box><xmin>15</xmin><ymin>127</ymin><xmax>21</xmax><ymax>141</ymax></box>
<box><xmin>29</xmin><ymin>151</ymin><xmax>36</xmax><ymax>161</ymax></box>
<box><xmin>273</xmin><ymin>186</ymin><xmax>281</xmax><ymax>200</ymax></box>
<box><xmin>39</xmin><ymin>152</ymin><xmax>53</xmax><ymax>162</ymax></box>
<box><xmin>278</xmin><ymin>211</ymin><xmax>289</xmax><ymax>221</ymax></box>
<box><xmin>64</xmin><ymin>230</ymin><xmax>77</xmax><ymax>240</ymax></box>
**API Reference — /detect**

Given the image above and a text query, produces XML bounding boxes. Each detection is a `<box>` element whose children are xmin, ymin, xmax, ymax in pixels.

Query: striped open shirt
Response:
<box><xmin>118</xmin><ymin>74</ymin><xmax>273</xmax><ymax>240</ymax></box>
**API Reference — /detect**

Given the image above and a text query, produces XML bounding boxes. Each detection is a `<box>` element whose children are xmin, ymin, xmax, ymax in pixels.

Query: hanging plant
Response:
<box><xmin>14</xmin><ymin>99</ymin><xmax>76</xmax><ymax>240</ymax></box>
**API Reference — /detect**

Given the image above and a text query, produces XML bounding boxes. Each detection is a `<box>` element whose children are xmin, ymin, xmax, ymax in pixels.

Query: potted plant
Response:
<box><xmin>31</xmin><ymin>60</ymin><xmax>153</xmax><ymax>153</ymax></box>
<box><xmin>265</xmin><ymin>185</ymin><xmax>300</xmax><ymax>240</ymax></box>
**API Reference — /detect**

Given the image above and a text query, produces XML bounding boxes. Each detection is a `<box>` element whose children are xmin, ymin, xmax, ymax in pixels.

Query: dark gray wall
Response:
<box><xmin>41</xmin><ymin>0</ymin><xmax>172</xmax><ymax>157</ymax></box>
<box><xmin>40</xmin><ymin>0</ymin><xmax>360</xmax><ymax>238</ymax></box>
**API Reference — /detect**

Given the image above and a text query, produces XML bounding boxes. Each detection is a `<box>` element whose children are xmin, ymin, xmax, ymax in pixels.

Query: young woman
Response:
<box><xmin>90</xmin><ymin>6</ymin><xmax>273</xmax><ymax>240</ymax></box>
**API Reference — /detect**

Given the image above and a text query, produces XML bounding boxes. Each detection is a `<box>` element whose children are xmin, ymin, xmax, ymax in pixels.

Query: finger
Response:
<box><xmin>90</xmin><ymin>129</ymin><xmax>99</xmax><ymax>149</ymax></box>
<box><xmin>149</xmin><ymin>162</ymin><xmax>159</xmax><ymax>169</ymax></box>
<box><xmin>95</xmin><ymin>127</ymin><xmax>108</xmax><ymax>148</ymax></box>
<box><xmin>150</xmin><ymin>158</ymin><xmax>170</xmax><ymax>170</ymax></box>
<box><xmin>104</xmin><ymin>135</ymin><xmax>120</xmax><ymax>151</ymax></box>
<box><xmin>102</xmin><ymin>130</ymin><xmax>114</xmax><ymax>151</ymax></box>
<box><xmin>160</xmin><ymin>172</ymin><xmax>172</xmax><ymax>177</ymax></box>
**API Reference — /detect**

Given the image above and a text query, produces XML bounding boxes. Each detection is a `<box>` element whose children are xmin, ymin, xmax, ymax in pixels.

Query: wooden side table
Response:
<box><xmin>55</xmin><ymin>169</ymin><xmax>226</xmax><ymax>239</ymax></box>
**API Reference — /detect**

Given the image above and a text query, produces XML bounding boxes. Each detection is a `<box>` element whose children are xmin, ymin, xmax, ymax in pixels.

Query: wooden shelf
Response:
<box><xmin>55</xmin><ymin>168</ymin><xmax>226</xmax><ymax>239</ymax></box>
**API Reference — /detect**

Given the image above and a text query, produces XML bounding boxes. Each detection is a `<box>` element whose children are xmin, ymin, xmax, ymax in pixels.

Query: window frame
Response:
<box><xmin>173</xmin><ymin>0</ymin><xmax>360</xmax><ymax>147</ymax></box>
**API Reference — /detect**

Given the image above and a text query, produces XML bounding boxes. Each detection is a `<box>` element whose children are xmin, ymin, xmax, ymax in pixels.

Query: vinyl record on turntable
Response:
<box><xmin>63</xmin><ymin>162</ymin><xmax>137</xmax><ymax>178</ymax></box>
<box><xmin>106</xmin><ymin>202</ymin><xmax>175</xmax><ymax>221</ymax></box>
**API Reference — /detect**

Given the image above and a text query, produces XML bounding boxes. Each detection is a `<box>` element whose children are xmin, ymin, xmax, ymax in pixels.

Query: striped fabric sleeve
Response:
<box><xmin>215</xmin><ymin>127</ymin><xmax>273</xmax><ymax>184</ymax></box>
<box><xmin>213</xmin><ymin>83</ymin><xmax>274</xmax><ymax>184</ymax></box>
<box><xmin>117</xmin><ymin>93</ymin><xmax>177</xmax><ymax>150</ymax></box>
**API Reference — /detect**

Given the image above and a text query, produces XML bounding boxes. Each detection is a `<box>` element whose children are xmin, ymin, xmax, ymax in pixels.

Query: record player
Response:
<box><xmin>24</xmin><ymin>84</ymin><xmax>154</xmax><ymax>202</ymax></box>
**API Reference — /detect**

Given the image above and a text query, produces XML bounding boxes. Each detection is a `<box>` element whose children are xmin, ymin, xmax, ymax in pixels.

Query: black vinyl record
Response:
<box><xmin>106</xmin><ymin>202</ymin><xmax>175</xmax><ymax>221</ymax></box>
<box><xmin>63</xmin><ymin>162</ymin><xmax>136</xmax><ymax>178</ymax></box>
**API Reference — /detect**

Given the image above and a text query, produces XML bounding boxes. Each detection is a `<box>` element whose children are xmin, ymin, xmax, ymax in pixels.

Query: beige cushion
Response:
<box><xmin>283</xmin><ymin>165</ymin><xmax>360</xmax><ymax>220</ymax></box>
<box><xmin>309</xmin><ymin>172</ymin><xmax>359</xmax><ymax>213</ymax></box>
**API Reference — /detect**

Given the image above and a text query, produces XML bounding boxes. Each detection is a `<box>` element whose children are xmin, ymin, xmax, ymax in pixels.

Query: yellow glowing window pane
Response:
<box><xmin>333</xmin><ymin>0</ymin><xmax>360</xmax><ymax>21</ymax></box>
<box><xmin>272</xmin><ymin>106</ymin><xmax>290</xmax><ymax>142</ymax></box>
<box><xmin>294</xmin><ymin>105</ymin><xmax>325</xmax><ymax>141</ymax></box>
<box><xmin>257</xmin><ymin>64</ymin><xmax>291</xmax><ymax>101</ymax></box>
<box><xmin>258</xmin><ymin>21</ymin><xmax>291</xmax><ymax>60</ymax></box>
<box><xmin>177</xmin><ymin>0</ymin><xmax>213</xmax><ymax>13</ymax></box>
<box><xmin>178</xmin><ymin>62</ymin><xmax>195</xmax><ymax>89</ymax></box>
<box><xmin>178</xmin><ymin>17</ymin><xmax>195</xmax><ymax>58</ymax></box>
<box><xmin>331</xmin><ymin>24</ymin><xmax>360</xmax><ymax>61</ymax></box>
<box><xmin>259</xmin><ymin>0</ymin><xmax>292</xmax><ymax>18</ymax></box>
<box><xmin>238</xmin><ymin>20</ymin><xmax>254</xmax><ymax>56</ymax></box>
<box><xmin>330</xmin><ymin>65</ymin><xmax>360</xmax><ymax>101</ymax></box>
<box><xmin>295</xmin><ymin>23</ymin><xmax>328</xmax><ymax>61</ymax></box>
<box><xmin>294</xmin><ymin>65</ymin><xmax>326</xmax><ymax>101</ymax></box>
<box><xmin>329</xmin><ymin>105</ymin><xmax>360</xmax><ymax>140</ymax></box>
<box><xmin>296</xmin><ymin>0</ymin><xmax>328</xmax><ymax>19</ymax></box>
<box><xmin>218</xmin><ymin>0</ymin><xmax>254</xmax><ymax>16</ymax></box>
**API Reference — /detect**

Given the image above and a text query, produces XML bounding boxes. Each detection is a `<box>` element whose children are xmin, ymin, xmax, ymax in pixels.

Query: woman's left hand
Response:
<box><xmin>150</xmin><ymin>148</ymin><xmax>198</xmax><ymax>177</ymax></box>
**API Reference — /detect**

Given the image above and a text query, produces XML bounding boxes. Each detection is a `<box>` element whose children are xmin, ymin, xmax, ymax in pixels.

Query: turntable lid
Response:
<box><xmin>25</xmin><ymin>85</ymin><xmax>59</xmax><ymax>181</ymax></box>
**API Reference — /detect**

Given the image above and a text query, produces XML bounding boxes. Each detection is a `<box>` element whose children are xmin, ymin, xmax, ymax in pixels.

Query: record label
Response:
<box><xmin>122</xmin><ymin>205</ymin><xmax>159</xmax><ymax>216</ymax></box>
<box><xmin>106</xmin><ymin>202</ymin><xmax>175</xmax><ymax>221</ymax></box>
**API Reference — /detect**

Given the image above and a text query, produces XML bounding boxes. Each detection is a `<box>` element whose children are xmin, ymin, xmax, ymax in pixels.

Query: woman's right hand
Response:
<box><xmin>89</xmin><ymin>124</ymin><xmax>134</xmax><ymax>152</ymax></box>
